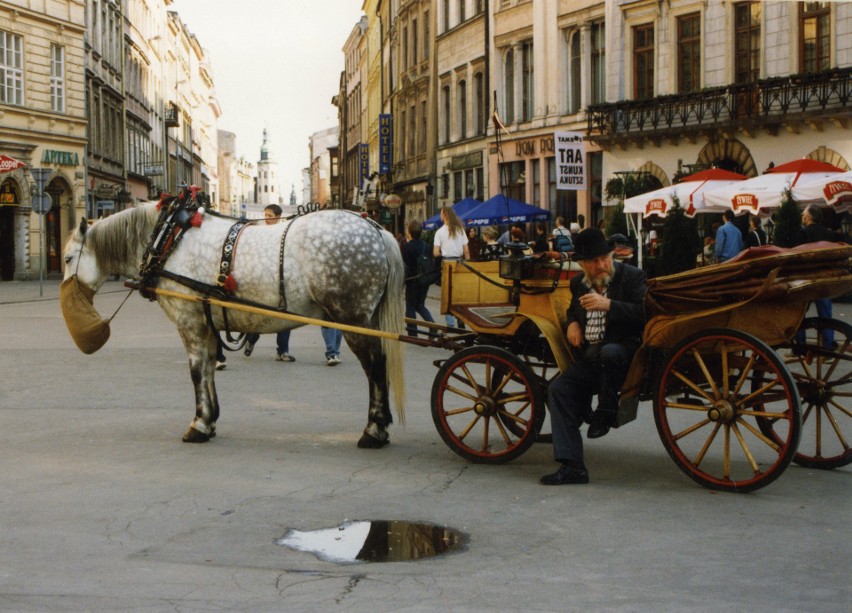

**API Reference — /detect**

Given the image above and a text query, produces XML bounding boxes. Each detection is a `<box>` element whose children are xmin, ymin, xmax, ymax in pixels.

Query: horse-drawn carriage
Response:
<box><xmin>60</xmin><ymin>189</ymin><xmax>851</xmax><ymax>493</ymax></box>
<box><xmin>425</xmin><ymin>242</ymin><xmax>852</xmax><ymax>492</ymax></box>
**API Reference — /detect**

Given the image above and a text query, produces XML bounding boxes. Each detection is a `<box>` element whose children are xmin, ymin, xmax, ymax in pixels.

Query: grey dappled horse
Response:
<box><xmin>62</xmin><ymin>201</ymin><xmax>405</xmax><ymax>447</ymax></box>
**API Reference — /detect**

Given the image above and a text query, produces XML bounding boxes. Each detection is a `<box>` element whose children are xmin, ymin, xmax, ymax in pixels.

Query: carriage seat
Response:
<box><xmin>451</xmin><ymin>304</ymin><xmax>517</xmax><ymax>329</ymax></box>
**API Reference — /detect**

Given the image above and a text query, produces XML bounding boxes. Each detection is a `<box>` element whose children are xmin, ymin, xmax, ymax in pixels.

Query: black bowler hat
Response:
<box><xmin>572</xmin><ymin>228</ymin><xmax>613</xmax><ymax>261</ymax></box>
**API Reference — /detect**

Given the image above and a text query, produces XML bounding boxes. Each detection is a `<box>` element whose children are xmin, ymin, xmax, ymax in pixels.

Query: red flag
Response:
<box><xmin>0</xmin><ymin>155</ymin><xmax>25</xmax><ymax>173</ymax></box>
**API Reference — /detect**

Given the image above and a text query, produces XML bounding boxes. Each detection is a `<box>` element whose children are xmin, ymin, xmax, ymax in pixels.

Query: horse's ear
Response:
<box><xmin>79</xmin><ymin>217</ymin><xmax>88</xmax><ymax>236</ymax></box>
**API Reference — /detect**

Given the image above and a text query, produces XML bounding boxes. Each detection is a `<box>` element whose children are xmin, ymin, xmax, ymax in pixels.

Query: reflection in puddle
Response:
<box><xmin>277</xmin><ymin>520</ymin><xmax>467</xmax><ymax>564</ymax></box>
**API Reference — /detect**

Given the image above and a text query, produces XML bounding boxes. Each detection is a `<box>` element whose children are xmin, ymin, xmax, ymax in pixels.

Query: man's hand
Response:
<box><xmin>566</xmin><ymin>321</ymin><xmax>584</xmax><ymax>348</ymax></box>
<box><xmin>579</xmin><ymin>291</ymin><xmax>610</xmax><ymax>312</ymax></box>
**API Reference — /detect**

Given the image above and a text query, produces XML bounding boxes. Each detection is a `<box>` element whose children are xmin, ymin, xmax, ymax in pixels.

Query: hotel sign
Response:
<box><xmin>379</xmin><ymin>114</ymin><xmax>392</xmax><ymax>174</ymax></box>
<box><xmin>359</xmin><ymin>144</ymin><xmax>369</xmax><ymax>188</ymax></box>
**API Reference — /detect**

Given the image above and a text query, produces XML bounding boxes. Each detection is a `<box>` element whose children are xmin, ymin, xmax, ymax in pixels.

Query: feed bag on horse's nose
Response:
<box><xmin>59</xmin><ymin>276</ymin><xmax>111</xmax><ymax>354</ymax></box>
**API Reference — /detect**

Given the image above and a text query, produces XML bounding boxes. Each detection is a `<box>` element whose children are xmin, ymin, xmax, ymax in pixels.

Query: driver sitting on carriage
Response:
<box><xmin>541</xmin><ymin>228</ymin><xmax>648</xmax><ymax>485</ymax></box>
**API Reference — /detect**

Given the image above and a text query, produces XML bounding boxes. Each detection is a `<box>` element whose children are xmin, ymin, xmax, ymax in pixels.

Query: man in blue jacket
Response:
<box><xmin>715</xmin><ymin>209</ymin><xmax>744</xmax><ymax>263</ymax></box>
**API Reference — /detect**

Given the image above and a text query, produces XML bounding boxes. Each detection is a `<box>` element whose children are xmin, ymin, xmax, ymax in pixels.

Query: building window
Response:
<box><xmin>0</xmin><ymin>30</ymin><xmax>24</xmax><ymax>106</ymax></box>
<box><xmin>458</xmin><ymin>80</ymin><xmax>467</xmax><ymax>139</ymax></box>
<box><xmin>442</xmin><ymin>85</ymin><xmax>451</xmax><ymax>143</ymax></box>
<box><xmin>412</xmin><ymin>18</ymin><xmax>418</xmax><ymax>65</ymax></box>
<box><xmin>459</xmin><ymin>0</ymin><xmax>466</xmax><ymax>23</ymax></box>
<box><xmin>633</xmin><ymin>24</ymin><xmax>654</xmax><ymax>100</ymax></box>
<box><xmin>420</xmin><ymin>100</ymin><xmax>427</xmax><ymax>153</ymax></box>
<box><xmin>443</xmin><ymin>0</ymin><xmax>450</xmax><ymax>33</ymax></box>
<box><xmin>402</xmin><ymin>25</ymin><xmax>408</xmax><ymax>70</ymax></box>
<box><xmin>504</xmin><ymin>48</ymin><xmax>515</xmax><ymax>124</ymax></box>
<box><xmin>475</xmin><ymin>0</ymin><xmax>484</xmax><ymax>15</ymax></box>
<box><xmin>734</xmin><ymin>2</ymin><xmax>761</xmax><ymax>83</ymax></box>
<box><xmin>453</xmin><ymin>170</ymin><xmax>463</xmax><ymax>201</ymax></box>
<box><xmin>568</xmin><ymin>31</ymin><xmax>581</xmax><ymax>114</ymax></box>
<box><xmin>423</xmin><ymin>11</ymin><xmax>430</xmax><ymax>59</ymax></box>
<box><xmin>501</xmin><ymin>161</ymin><xmax>525</xmax><ymax>202</ymax></box>
<box><xmin>677</xmin><ymin>13</ymin><xmax>701</xmax><ymax>93</ymax></box>
<box><xmin>474</xmin><ymin>72</ymin><xmax>485</xmax><ymax>135</ymax></box>
<box><xmin>400</xmin><ymin>109</ymin><xmax>407</xmax><ymax>157</ymax></box>
<box><xmin>465</xmin><ymin>168</ymin><xmax>474</xmax><ymax>197</ymax></box>
<box><xmin>522</xmin><ymin>41</ymin><xmax>534</xmax><ymax>121</ymax></box>
<box><xmin>800</xmin><ymin>2</ymin><xmax>830</xmax><ymax>73</ymax></box>
<box><xmin>591</xmin><ymin>22</ymin><xmax>605</xmax><ymax>104</ymax></box>
<box><xmin>50</xmin><ymin>44</ymin><xmax>66</xmax><ymax>112</ymax></box>
<box><xmin>532</xmin><ymin>158</ymin><xmax>541</xmax><ymax>206</ymax></box>
<box><xmin>475</xmin><ymin>167</ymin><xmax>484</xmax><ymax>201</ymax></box>
<box><xmin>409</xmin><ymin>104</ymin><xmax>416</xmax><ymax>157</ymax></box>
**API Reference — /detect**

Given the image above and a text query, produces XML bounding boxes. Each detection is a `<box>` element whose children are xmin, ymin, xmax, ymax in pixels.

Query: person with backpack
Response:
<box><xmin>550</xmin><ymin>216</ymin><xmax>574</xmax><ymax>254</ymax></box>
<box><xmin>402</xmin><ymin>220</ymin><xmax>437</xmax><ymax>338</ymax></box>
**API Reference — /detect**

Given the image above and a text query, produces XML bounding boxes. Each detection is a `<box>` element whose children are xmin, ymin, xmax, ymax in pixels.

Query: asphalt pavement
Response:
<box><xmin>0</xmin><ymin>278</ymin><xmax>849</xmax><ymax>612</ymax></box>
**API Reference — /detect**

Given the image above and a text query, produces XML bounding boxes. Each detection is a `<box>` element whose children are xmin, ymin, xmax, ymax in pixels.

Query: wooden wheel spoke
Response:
<box><xmin>462</xmin><ymin>363</ymin><xmax>484</xmax><ymax>395</ymax></box>
<box><xmin>444</xmin><ymin>384</ymin><xmax>479</xmax><ymax>403</ymax></box>
<box><xmin>444</xmin><ymin>404</ymin><xmax>476</xmax><ymax>417</ymax></box>
<box><xmin>735</xmin><ymin>417</ymin><xmax>781</xmax><ymax>452</ymax></box>
<box><xmin>731</xmin><ymin>422</ymin><xmax>761</xmax><ymax>474</ymax></box>
<box><xmin>672</xmin><ymin>369</ymin><xmax>715</xmax><ymax>403</ymax></box>
<box><xmin>480</xmin><ymin>414</ymin><xmax>490</xmax><ymax>450</ymax></box>
<box><xmin>664</xmin><ymin>400</ymin><xmax>709</xmax><ymax>411</ymax></box>
<box><xmin>732</xmin><ymin>353</ymin><xmax>757</xmax><ymax>398</ymax></box>
<box><xmin>491</xmin><ymin>416</ymin><xmax>514</xmax><ymax>446</ymax></box>
<box><xmin>828</xmin><ymin>398</ymin><xmax>852</xmax><ymax>419</ymax></box>
<box><xmin>671</xmin><ymin>417</ymin><xmax>712</xmax><ymax>441</ymax></box>
<box><xmin>739</xmin><ymin>377</ymin><xmax>782</xmax><ymax>407</ymax></box>
<box><xmin>692</xmin><ymin>348</ymin><xmax>721</xmax><ymax>399</ymax></box>
<box><xmin>693</xmin><ymin>422</ymin><xmax>722</xmax><ymax>468</ymax></box>
<box><xmin>457</xmin><ymin>413</ymin><xmax>482</xmax><ymax>441</ymax></box>
<box><xmin>824</xmin><ymin>403</ymin><xmax>850</xmax><ymax>448</ymax></box>
<box><xmin>497</xmin><ymin>404</ymin><xmax>531</xmax><ymax>426</ymax></box>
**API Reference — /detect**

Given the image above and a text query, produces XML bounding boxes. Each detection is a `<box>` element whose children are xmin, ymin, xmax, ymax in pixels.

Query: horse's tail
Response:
<box><xmin>378</xmin><ymin>230</ymin><xmax>406</xmax><ymax>425</ymax></box>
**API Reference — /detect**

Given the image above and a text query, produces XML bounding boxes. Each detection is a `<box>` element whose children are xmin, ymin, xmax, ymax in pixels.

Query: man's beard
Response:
<box><xmin>585</xmin><ymin>272</ymin><xmax>612</xmax><ymax>289</ymax></box>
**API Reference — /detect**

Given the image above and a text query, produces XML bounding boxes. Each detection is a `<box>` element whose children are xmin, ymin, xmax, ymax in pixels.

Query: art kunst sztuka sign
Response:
<box><xmin>554</xmin><ymin>131</ymin><xmax>586</xmax><ymax>190</ymax></box>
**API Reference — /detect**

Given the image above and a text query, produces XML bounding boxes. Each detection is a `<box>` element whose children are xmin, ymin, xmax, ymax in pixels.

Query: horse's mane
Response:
<box><xmin>87</xmin><ymin>203</ymin><xmax>159</xmax><ymax>274</ymax></box>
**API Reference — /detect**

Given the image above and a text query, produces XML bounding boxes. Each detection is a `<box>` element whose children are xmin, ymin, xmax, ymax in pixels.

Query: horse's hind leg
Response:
<box><xmin>345</xmin><ymin>333</ymin><xmax>392</xmax><ymax>448</ymax></box>
<box><xmin>178</xmin><ymin>325</ymin><xmax>220</xmax><ymax>443</ymax></box>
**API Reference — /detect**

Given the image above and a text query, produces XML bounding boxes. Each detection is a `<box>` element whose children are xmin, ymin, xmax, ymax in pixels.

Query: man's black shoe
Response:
<box><xmin>587</xmin><ymin>422</ymin><xmax>610</xmax><ymax>439</ymax></box>
<box><xmin>540</xmin><ymin>464</ymin><xmax>589</xmax><ymax>485</ymax></box>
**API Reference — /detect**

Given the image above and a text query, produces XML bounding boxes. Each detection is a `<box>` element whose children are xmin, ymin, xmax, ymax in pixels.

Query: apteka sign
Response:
<box><xmin>554</xmin><ymin>131</ymin><xmax>586</xmax><ymax>190</ymax></box>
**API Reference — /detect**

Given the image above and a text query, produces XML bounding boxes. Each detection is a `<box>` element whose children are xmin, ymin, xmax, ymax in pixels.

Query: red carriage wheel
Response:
<box><xmin>654</xmin><ymin>329</ymin><xmax>801</xmax><ymax>493</ymax></box>
<box><xmin>431</xmin><ymin>346</ymin><xmax>544</xmax><ymax>464</ymax></box>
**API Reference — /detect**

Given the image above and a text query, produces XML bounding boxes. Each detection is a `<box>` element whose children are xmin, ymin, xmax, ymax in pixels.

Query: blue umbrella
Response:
<box><xmin>461</xmin><ymin>194</ymin><xmax>551</xmax><ymax>227</ymax></box>
<box><xmin>422</xmin><ymin>197</ymin><xmax>482</xmax><ymax>230</ymax></box>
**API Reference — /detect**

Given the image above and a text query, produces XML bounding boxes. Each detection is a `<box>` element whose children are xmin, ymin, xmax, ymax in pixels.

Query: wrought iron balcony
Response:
<box><xmin>164</xmin><ymin>102</ymin><xmax>180</xmax><ymax>128</ymax></box>
<box><xmin>587</xmin><ymin>67</ymin><xmax>852</xmax><ymax>145</ymax></box>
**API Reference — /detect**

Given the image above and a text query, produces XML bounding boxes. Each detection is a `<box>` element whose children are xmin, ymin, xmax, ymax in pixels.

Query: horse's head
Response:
<box><xmin>63</xmin><ymin>217</ymin><xmax>106</xmax><ymax>290</ymax></box>
<box><xmin>60</xmin><ymin>217</ymin><xmax>111</xmax><ymax>354</ymax></box>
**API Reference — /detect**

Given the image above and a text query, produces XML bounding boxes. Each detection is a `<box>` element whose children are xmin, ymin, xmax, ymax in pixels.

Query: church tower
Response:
<box><xmin>256</xmin><ymin>128</ymin><xmax>280</xmax><ymax>205</ymax></box>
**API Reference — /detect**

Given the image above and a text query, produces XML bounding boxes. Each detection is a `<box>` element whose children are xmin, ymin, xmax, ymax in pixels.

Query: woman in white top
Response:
<box><xmin>432</xmin><ymin>206</ymin><xmax>470</xmax><ymax>327</ymax></box>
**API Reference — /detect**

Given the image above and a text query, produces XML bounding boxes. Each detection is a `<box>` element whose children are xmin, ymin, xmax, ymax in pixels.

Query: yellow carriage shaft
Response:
<box><xmin>135</xmin><ymin>284</ymin><xmax>405</xmax><ymax>342</ymax></box>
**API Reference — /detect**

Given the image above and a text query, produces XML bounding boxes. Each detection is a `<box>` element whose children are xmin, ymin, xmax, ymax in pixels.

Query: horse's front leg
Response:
<box><xmin>178</xmin><ymin>325</ymin><xmax>220</xmax><ymax>443</ymax></box>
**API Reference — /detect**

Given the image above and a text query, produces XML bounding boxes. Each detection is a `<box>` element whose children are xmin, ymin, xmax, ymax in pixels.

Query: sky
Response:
<box><xmin>170</xmin><ymin>0</ymin><xmax>366</xmax><ymax>201</ymax></box>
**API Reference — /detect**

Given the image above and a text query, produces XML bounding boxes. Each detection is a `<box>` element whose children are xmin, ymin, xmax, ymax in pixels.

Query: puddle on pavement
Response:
<box><xmin>277</xmin><ymin>520</ymin><xmax>467</xmax><ymax>564</ymax></box>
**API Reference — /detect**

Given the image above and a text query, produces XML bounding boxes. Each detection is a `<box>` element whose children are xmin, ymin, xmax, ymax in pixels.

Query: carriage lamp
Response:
<box><xmin>499</xmin><ymin>242</ymin><xmax>535</xmax><ymax>281</ymax></box>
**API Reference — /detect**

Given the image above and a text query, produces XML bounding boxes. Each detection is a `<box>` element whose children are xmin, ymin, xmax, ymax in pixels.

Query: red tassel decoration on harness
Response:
<box><xmin>222</xmin><ymin>274</ymin><xmax>237</xmax><ymax>293</ymax></box>
<box><xmin>190</xmin><ymin>210</ymin><xmax>204</xmax><ymax>227</ymax></box>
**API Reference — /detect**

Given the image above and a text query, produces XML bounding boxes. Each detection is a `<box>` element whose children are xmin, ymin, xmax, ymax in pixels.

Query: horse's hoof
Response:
<box><xmin>182</xmin><ymin>427</ymin><xmax>211</xmax><ymax>443</ymax></box>
<box><xmin>357</xmin><ymin>432</ymin><xmax>389</xmax><ymax>449</ymax></box>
